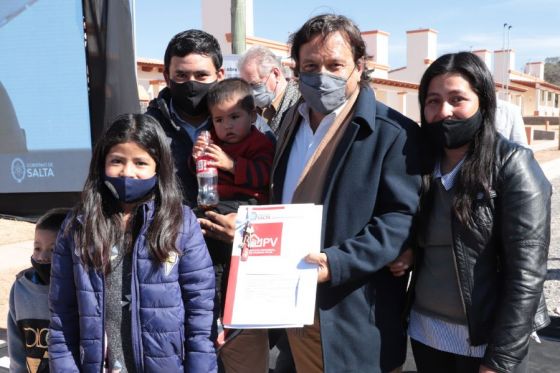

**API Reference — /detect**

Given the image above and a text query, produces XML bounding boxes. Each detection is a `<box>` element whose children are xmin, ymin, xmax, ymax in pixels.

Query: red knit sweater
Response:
<box><xmin>210</xmin><ymin>127</ymin><xmax>274</xmax><ymax>204</ymax></box>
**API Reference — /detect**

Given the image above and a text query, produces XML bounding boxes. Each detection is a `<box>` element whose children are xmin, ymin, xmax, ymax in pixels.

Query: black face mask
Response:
<box><xmin>168</xmin><ymin>80</ymin><xmax>217</xmax><ymax>116</ymax></box>
<box><xmin>422</xmin><ymin>110</ymin><xmax>483</xmax><ymax>149</ymax></box>
<box><xmin>31</xmin><ymin>257</ymin><xmax>51</xmax><ymax>285</ymax></box>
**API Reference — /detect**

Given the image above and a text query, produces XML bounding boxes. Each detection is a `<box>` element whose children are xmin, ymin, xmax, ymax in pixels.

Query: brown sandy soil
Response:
<box><xmin>0</xmin><ymin>218</ymin><xmax>34</xmax><ymax>245</ymax></box>
<box><xmin>534</xmin><ymin>148</ymin><xmax>560</xmax><ymax>163</ymax></box>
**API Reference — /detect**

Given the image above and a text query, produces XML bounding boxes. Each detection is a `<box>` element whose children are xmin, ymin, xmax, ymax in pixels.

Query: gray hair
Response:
<box><xmin>238</xmin><ymin>45</ymin><xmax>281</xmax><ymax>78</ymax></box>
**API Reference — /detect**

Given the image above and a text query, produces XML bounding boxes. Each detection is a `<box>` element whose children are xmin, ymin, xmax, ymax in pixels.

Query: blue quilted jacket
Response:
<box><xmin>48</xmin><ymin>202</ymin><xmax>217</xmax><ymax>372</ymax></box>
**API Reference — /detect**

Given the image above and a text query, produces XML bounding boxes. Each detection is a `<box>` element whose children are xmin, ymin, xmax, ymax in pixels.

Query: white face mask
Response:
<box><xmin>252</xmin><ymin>83</ymin><xmax>275</xmax><ymax>108</ymax></box>
<box><xmin>298</xmin><ymin>71</ymin><xmax>349</xmax><ymax>114</ymax></box>
<box><xmin>251</xmin><ymin>71</ymin><xmax>276</xmax><ymax>108</ymax></box>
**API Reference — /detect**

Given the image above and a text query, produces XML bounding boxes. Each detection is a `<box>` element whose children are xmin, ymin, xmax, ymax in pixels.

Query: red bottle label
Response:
<box><xmin>196</xmin><ymin>156</ymin><xmax>217</xmax><ymax>175</ymax></box>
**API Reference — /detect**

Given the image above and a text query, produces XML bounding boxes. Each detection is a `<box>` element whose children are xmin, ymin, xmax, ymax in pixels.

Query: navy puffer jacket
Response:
<box><xmin>48</xmin><ymin>202</ymin><xmax>217</xmax><ymax>372</ymax></box>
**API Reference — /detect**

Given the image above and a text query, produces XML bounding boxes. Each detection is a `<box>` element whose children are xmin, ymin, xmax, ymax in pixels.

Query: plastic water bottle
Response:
<box><xmin>195</xmin><ymin>131</ymin><xmax>219</xmax><ymax>208</ymax></box>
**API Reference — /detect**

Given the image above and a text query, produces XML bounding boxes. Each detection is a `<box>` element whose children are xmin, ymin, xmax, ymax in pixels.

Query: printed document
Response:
<box><xmin>222</xmin><ymin>204</ymin><xmax>323</xmax><ymax>329</ymax></box>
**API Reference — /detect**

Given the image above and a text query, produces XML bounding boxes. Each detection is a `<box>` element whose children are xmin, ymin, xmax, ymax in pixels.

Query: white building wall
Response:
<box><xmin>388</xmin><ymin>68</ymin><xmax>407</xmax><ymax>82</ymax></box>
<box><xmin>362</xmin><ymin>31</ymin><xmax>389</xmax><ymax>65</ymax></box>
<box><xmin>389</xmin><ymin>29</ymin><xmax>437</xmax><ymax>84</ymax></box>
<box><xmin>525</xmin><ymin>62</ymin><xmax>544</xmax><ymax>80</ymax></box>
<box><xmin>201</xmin><ymin>0</ymin><xmax>254</xmax><ymax>55</ymax></box>
<box><xmin>494</xmin><ymin>50</ymin><xmax>515</xmax><ymax>84</ymax></box>
<box><xmin>136</xmin><ymin>69</ymin><xmax>163</xmax><ymax>98</ymax></box>
<box><xmin>385</xmin><ymin>91</ymin><xmax>401</xmax><ymax>114</ymax></box>
<box><xmin>473</xmin><ymin>50</ymin><xmax>492</xmax><ymax>70</ymax></box>
<box><xmin>372</xmin><ymin>84</ymin><xmax>420</xmax><ymax>122</ymax></box>
<box><xmin>362</xmin><ymin>30</ymin><xmax>390</xmax><ymax>79</ymax></box>
<box><xmin>406</xmin><ymin>92</ymin><xmax>420</xmax><ymax>122</ymax></box>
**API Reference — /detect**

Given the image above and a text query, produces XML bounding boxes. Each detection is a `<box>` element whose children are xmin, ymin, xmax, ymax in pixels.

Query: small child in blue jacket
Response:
<box><xmin>8</xmin><ymin>208</ymin><xmax>69</xmax><ymax>373</ymax></box>
<box><xmin>48</xmin><ymin>114</ymin><xmax>217</xmax><ymax>372</ymax></box>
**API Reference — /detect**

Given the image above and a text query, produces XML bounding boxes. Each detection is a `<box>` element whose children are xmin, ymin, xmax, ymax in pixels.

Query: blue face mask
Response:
<box><xmin>298</xmin><ymin>71</ymin><xmax>350</xmax><ymax>114</ymax></box>
<box><xmin>103</xmin><ymin>175</ymin><xmax>157</xmax><ymax>203</ymax></box>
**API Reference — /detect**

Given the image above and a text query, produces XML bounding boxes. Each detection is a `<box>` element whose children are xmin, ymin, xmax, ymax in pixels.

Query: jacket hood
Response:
<box><xmin>147</xmin><ymin>87</ymin><xmax>181</xmax><ymax>131</ymax></box>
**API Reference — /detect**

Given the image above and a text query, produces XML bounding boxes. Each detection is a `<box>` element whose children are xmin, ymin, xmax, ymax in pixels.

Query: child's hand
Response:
<box><xmin>192</xmin><ymin>135</ymin><xmax>209</xmax><ymax>158</ymax></box>
<box><xmin>388</xmin><ymin>248</ymin><xmax>413</xmax><ymax>277</ymax></box>
<box><xmin>205</xmin><ymin>144</ymin><xmax>235</xmax><ymax>173</ymax></box>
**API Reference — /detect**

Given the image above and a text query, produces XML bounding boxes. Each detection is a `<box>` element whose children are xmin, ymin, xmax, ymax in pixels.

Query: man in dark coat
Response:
<box><xmin>269</xmin><ymin>14</ymin><xmax>423</xmax><ymax>372</ymax></box>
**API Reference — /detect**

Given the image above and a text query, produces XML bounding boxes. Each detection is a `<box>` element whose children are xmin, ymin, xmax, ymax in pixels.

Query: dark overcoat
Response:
<box><xmin>271</xmin><ymin>85</ymin><xmax>422</xmax><ymax>372</ymax></box>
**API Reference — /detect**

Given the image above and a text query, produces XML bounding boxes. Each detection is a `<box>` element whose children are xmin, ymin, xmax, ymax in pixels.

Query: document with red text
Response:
<box><xmin>222</xmin><ymin>204</ymin><xmax>323</xmax><ymax>329</ymax></box>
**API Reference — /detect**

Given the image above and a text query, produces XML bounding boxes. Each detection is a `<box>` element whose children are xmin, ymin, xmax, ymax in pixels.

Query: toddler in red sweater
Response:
<box><xmin>192</xmin><ymin>78</ymin><xmax>275</xmax><ymax>339</ymax></box>
<box><xmin>193</xmin><ymin>78</ymin><xmax>274</xmax><ymax>205</ymax></box>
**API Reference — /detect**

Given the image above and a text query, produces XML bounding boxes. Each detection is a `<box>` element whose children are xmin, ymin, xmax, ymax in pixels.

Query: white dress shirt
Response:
<box><xmin>495</xmin><ymin>99</ymin><xmax>529</xmax><ymax>148</ymax></box>
<box><xmin>281</xmin><ymin>101</ymin><xmax>346</xmax><ymax>204</ymax></box>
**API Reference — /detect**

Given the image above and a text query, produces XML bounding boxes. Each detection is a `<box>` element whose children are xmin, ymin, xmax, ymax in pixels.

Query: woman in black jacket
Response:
<box><xmin>398</xmin><ymin>52</ymin><xmax>551</xmax><ymax>373</ymax></box>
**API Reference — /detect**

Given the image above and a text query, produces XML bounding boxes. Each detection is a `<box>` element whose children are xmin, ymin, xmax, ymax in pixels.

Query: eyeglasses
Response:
<box><xmin>251</xmin><ymin>70</ymin><xmax>274</xmax><ymax>89</ymax></box>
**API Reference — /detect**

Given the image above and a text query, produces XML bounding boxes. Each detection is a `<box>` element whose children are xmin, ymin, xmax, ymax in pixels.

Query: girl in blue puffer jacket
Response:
<box><xmin>48</xmin><ymin>114</ymin><xmax>217</xmax><ymax>373</ymax></box>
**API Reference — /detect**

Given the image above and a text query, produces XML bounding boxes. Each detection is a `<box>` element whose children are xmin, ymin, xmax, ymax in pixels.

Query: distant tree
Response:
<box><xmin>544</xmin><ymin>57</ymin><xmax>560</xmax><ymax>85</ymax></box>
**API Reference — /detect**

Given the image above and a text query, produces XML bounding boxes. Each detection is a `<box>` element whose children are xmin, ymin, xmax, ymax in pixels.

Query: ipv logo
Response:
<box><xmin>11</xmin><ymin>158</ymin><xmax>25</xmax><ymax>183</ymax></box>
<box><xmin>249</xmin><ymin>222</ymin><xmax>283</xmax><ymax>256</ymax></box>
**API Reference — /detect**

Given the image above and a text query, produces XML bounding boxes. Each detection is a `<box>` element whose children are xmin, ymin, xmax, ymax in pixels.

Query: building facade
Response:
<box><xmin>136</xmin><ymin>5</ymin><xmax>560</xmax><ymax>122</ymax></box>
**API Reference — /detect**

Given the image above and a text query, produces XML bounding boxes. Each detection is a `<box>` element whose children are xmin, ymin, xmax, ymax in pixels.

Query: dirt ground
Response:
<box><xmin>534</xmin><ymin>148</ymin><xmax>560</xmax><ymax>163</ymax></box>
<box><xmin>0</xmin><ymin>218</ymin><xmax>34</xmax><ymax>245</ymax></box>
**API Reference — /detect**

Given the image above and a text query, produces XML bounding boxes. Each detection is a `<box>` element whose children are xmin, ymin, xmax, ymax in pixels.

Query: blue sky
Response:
<box><xmin>134</xmin><ymin>0</ymin><xmax>560</xmax><ymax>71</ymax></box>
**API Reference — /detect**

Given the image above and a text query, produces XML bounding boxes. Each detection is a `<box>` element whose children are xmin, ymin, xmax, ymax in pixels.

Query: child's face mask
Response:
<box><xmin>103</xmin><ymin>141</ymin><xmax>158</xmax><ymax>203</ymax></box>
<box><xmin>32</xmin><ymin>228</ymin><xmax>57</xmax><ymax>284</ymax></box>
<box><xmin>103</xmin><ymin>174</ymin><xmax>158</xmax><ymax>203</ymax></box>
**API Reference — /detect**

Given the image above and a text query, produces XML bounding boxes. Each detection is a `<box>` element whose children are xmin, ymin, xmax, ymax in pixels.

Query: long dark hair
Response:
<box><xmin>418</xmin><ymin>52</ymin><xmax>497</xmax><ymax>226</ymax></box>
<box><xmin>69</xmin><ymin>114</ymin><xmax>183</xmax><ymax>271</ymax></box>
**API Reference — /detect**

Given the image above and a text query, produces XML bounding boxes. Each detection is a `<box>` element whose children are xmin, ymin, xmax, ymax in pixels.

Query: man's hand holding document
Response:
<box><xmin>222</xmin><ymin>204</ymin><xmax>323</xmax><ymax>329</ymax></box>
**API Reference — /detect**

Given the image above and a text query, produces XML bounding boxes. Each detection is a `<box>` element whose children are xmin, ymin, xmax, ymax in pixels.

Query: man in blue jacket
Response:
<box><xmin>146</xmin><ymin>29</ymin><xmax>225</xmax><ymax>207</ymax></box>
<box><xmin>146</xmin><ymin>30</ymin><xmax>274</xmax><ymax>207</ymax></box>
<box><xmin>270</xmin><ymin>14</ymin><xmax>423</xmax><ymax>373</ymax></box>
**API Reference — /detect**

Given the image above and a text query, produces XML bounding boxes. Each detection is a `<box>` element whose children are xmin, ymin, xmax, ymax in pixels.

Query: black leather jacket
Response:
<box><xmin>409</xmin><ymin>136</ymin><xmax>551</xmax><ymax>373</ymax></box>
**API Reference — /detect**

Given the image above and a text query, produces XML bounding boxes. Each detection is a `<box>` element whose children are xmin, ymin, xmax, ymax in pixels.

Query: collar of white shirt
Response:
<box><xmin>280</xmin><ymin>100</ymin><xmax>348</xmax><ymax>204</ymax></box>
<box><xmin>296</xmin><ymin>100</ymin><xmax>347</xmax><ymax>135</ymax></box>
<box><xmin>434</xmin><ymin>156</ymin><xmax>466</xmax><ymax>191</ymax></box>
